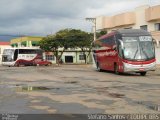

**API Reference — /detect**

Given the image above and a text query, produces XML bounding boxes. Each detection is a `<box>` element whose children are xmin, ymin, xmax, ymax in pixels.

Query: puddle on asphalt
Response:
<box><xmin>84</xmin><ymin>99</ymin><xmax>115</xmax><ymax>105</ymax></box>
<box><xmin>61</xmin><ymin>77</ymin><xmax>81</xmax><ymax>79</ymax></box>
<box><xmin>64</xmin><ymin>81</ymin><xmax>78</xmax><ymax>84</ymax></box>
<box><xmin>108</xmin><ymin>93</ymin><xmax>125</xmax><ymax>98</ymax></box>
<box><xmin>16</xmin><ymin>85</ymin><xmax>60</xmax><ymax>92</ymax></box>
<box><xmin>99</xmin><ymin>81</ymin><xmax>123</xmax><ymax>83</ymax></box>
<box><xmin>136</xmin><ymin>101</ymin><xmax>160</xmax><ymax>112</ymax></box>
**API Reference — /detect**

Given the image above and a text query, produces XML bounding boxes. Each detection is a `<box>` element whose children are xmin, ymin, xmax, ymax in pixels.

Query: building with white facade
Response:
<box><xmin>10</xmin><ymin>36</ymin><xmax>92</xmax><ymax>64</ymax></box>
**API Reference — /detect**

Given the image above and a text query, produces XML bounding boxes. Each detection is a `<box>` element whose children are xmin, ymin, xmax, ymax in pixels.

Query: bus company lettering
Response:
<box><xmin>19</xmin><ymin>54</ymin><xmax>36</xmax><ymax>59</ymax></box>
<box><xmin>97</xmin><ymin>50</ymin><xmax>117</xmax><ymax>57</ymax></box>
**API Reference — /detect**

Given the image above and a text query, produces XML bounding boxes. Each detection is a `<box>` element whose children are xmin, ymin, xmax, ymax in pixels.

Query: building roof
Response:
<box><xmin>11</xmin><ymin>36</ymin><xmax>43</xmax><ymax>44</ymax></box>
<box><xmin>0</xmin><ymin>41</ymin><xmax>10</xmax><ymax>45</ymax></box>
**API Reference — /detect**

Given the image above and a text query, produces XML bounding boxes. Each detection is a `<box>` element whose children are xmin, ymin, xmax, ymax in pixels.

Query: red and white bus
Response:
<box><xmin>93</xmin><ymin>29</ymin><xmax>156</xmax><ymax>76</ymax></box>
<box><xmin>2</xmin><ymin>48</ymin><xmax>52</xmax><ymax>67</ymax></box>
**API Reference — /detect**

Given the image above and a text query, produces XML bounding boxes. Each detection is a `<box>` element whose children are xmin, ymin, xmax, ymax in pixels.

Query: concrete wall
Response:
<box><xmin>96</xmin><ymin>12</ymin><xmax>135</xmax><ymax>30</ymax></box>
<box><xmin>96</xmin><ymin>4</ymin><xmax>160</xmax><ymax>33</ymax></box>
<box><xmin>146</xmin><ymin>5</ymin><xmax>160</xmax><ymax>21</ymax></box>
<box><xmin>132</xmin><ymin>5</ymin><xmax>149</xmax><ymax>29</ymax></box>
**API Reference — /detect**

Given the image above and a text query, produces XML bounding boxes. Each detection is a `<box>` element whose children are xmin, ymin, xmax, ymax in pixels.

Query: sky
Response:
<box><xmin>0</xmin><ymin>0</ymin><xmax>160</xmax><ymax>40</ymax></box>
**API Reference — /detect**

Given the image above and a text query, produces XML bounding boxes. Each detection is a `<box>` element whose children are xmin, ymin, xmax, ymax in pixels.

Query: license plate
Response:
<box><xmin>139</xmin><ymin>68</ymin><xmax>144</xmax><ymax>71</ymax></box>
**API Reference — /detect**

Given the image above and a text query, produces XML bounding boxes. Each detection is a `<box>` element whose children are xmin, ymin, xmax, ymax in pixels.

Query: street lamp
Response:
<box><xmin>85</xmin><ymin>17</ymin><xmax>96</xmax><ymax>41</ymax></box>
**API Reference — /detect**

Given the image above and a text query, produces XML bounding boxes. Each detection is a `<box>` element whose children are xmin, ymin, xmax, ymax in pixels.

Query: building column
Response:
<box><xmin>29</xmin><ymin>41</ymin><xmax>32</xmax><ymax>47</ymax></box>
<box><xmin>18</xmin><ymin>42</ymin><xmax>21</xmax><ymax>47</ymax></box>
<box><xmin>156</xmin><ymin>39</ymin><xmax>159</xmax><ymax>47</ymax></box>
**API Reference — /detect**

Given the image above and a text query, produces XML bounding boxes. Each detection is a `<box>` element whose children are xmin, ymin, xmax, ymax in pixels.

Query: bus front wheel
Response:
<box><xmin>140</xmin><ymin>72</ymin><xmax>146</xmax><ymax>76</ymax></box>
<box><xmin>114</xmin><ymin>64</ymin><xmax>119</xmax><ymax>75</ymax></box>
<box><xmin>15</xmin><ymin>62</ymin><xmax>19</xmax><ymax>67</ymax></box>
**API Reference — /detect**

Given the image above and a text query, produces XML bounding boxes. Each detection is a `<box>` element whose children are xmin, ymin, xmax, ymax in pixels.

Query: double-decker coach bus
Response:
<box><xmin>2</xmin><ymin>48</ymin><xmax>52</xmax><ymax>67</ymax></box>
<box><xmin>93</xmin><ymin>29</ymin><xmax>156</xmax><ymax>76</ymax></box>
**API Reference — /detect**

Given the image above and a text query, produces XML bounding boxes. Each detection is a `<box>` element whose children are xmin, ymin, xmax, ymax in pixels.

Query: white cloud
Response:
<box><xmin>0</xmin><ymin>0</ymin><xmax>160</xmax><ymax>38</ymax></box>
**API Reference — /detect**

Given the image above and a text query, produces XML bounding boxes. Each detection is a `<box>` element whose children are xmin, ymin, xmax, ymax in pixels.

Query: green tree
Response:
<box><xmin>96</xmin><ymin>30</ymin><xmax>107</xmax><ymax>38</ymax></box>
<box><xmin>39</xmin><ymin>35</ymin><xmax>60</xmax><ymax>64</ymax></box>
<box><xmin>54</xmin><ymin>29</ymin><xmax>76</xmax><ymax>62</ymax></box>
<box><xmin>39</xmin><ymin>28</ymin><xmax>93</xmax><ymax>64</ymax></box>
<box><xmin>74</xmin><ymin>30</ymin><xmax>93</xmax><ymax>64</ymax></box>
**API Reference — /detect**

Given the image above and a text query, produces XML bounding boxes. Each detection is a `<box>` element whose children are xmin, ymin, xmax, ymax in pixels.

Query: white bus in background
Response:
<box><xmin>2</xmin><ymin>48</ymin><xmax>52</xmax><ymax>67</ymax></box>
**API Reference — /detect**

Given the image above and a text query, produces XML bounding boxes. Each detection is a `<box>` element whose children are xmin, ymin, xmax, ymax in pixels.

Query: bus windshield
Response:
<box><xmin>2</xmin><ymin>49</ymin><xmax>15</xmax><ymax>62</ymax></box>
<box><xmin>122</xmin><ymin>36</ymin><xmax>155</xmax><ymax>60</ymax></box>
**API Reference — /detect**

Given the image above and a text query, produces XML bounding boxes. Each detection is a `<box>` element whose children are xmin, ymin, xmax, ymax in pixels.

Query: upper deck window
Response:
<box><xmin>155</xmin><ymin>23</ymin><xmax>160</xmax><ymax>31</ymax></box>
<box><xmin>140</xmin><ymin>25</ymin><xmax>148</xmax><ymax>31</ymax></box>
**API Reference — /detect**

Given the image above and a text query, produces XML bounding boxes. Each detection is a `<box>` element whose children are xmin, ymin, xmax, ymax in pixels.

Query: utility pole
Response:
<box><xmin>85</xmin><ymin>17</ymin><xmax>97</xmax><ymax>68</ymax></box>
<box><xmin>85</xmin><ymin>18</ymin><xmax>96</xmax><ymax>41</ymax></box>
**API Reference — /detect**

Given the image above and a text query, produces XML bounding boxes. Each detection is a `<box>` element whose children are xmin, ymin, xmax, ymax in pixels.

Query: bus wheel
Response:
<box><xmin>46</xmin><ymin>63</ymin><xmax>51</xmax><ymax>66</ymax></box>
<box><xmin>140</xmin><ymin>72</ymin><xmax>146</xmax><ymax>76</ymax></box>
<box><xmin>97</xmin><ymin>62</ymin><xmax>102</xmax><ymax>72</ymax></box>
<box><xmin>114</xmin><ymin>64</ymin><xmax>119</xmax><ymax>75</ymax></box>
<box><xmin>15</xmin><ymin>62</ymin><xmax>19</xmax><ymax>67</ymax></box>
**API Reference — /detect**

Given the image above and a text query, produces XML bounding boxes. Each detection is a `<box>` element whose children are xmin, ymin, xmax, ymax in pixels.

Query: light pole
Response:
<box><xmin>86</xmin><ymin>17</ymin><xmax>97</xmax><ymax>68</ymax></box>
<box><xmin>85</xmin><ymin>18</ymin><xmax>96</xmax><ymax>41</ymax></box>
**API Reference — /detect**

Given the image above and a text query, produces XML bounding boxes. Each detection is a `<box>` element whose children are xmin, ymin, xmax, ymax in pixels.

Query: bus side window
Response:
<box><xmin>102</xmin><ymin>36</ymin><xmax>115</xmax><ymax>46</ymax></box>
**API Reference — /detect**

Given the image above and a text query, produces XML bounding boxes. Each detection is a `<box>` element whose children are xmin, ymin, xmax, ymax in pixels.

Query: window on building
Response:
<box><xmin>155</xmin><ymin>23</ymin><xmax>160</xmax><ymax>31</ymax></box>
<box><xmin>45</xmin><ymin>55</ymin><xmax>55</xmax><ymax>61</ymax></box>
<box><xmin>140</xmin><ymin>25</ymin><xmax>148</xmax><ymax>31</ymax></box>
<box><xmin>79</xmin><ymin>54</ymin><xmax>85</xmax><ymax>60</ymax></box>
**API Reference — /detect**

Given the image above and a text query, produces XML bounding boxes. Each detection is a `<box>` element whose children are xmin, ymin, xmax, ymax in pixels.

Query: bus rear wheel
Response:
<box><xmin>97</xmin><ymin>62</ymin><xmax>102</xmax><ymax>72</ymax></box>
<box><xmin>140</xmin><ymin>72</ymin><xmax>146</xmax><ymax>76</ymax></box>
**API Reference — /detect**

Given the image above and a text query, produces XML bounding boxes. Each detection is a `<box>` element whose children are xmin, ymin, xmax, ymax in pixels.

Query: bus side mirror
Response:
<box><xmin>118</xmin><ymin>39</ymin><xmax>124</xmax><ymax>49</ymax></box>
<box><xmin>113</xmin><ymin>45</ymin><xmax>117</xmax><ymax>50</ymax></box>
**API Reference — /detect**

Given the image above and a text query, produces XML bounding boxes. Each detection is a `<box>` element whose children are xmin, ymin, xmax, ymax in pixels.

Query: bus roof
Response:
<box><xmin>98</xmin><ymin>32</ymin><xmax>115</xmax><ymax>40</ymax></box>
<box><xmin>116</xmin><ymin>29</ymin><xmax>151</xmax><ymax>36</ymax></box>
<box><xmin>97</xmin><ymin>29</ymin><xmax>151</xmax><ymax>40</ymax></box>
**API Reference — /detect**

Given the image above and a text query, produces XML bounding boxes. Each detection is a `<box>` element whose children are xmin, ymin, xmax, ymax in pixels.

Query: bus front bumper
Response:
<box><xmin>2</xmin><ymin>62</ymin><xmax>15</xmax><ymax>66</ymax></box>
<box><xmin>123</xmin><ymin>62</ymin><xmax>156</xmax><ymax>72</ymax></box>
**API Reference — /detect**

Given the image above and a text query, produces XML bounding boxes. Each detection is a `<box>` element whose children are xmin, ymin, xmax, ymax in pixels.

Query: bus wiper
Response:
<box><xmin>133</xmin><ymin>48</ymin><xmax>138</xmax><ymax>59</ymax></box>
<box><xmin>141</xmin><ymin>47</ymin><xmax>149</xmax><ymax>59</ymax></box>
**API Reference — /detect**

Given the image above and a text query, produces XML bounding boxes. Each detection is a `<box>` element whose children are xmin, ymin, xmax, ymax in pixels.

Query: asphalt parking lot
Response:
<box><xmin>0</xmin><ymin>65</ymin><xmax>160</xmax><ymax>114</ymax></box>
